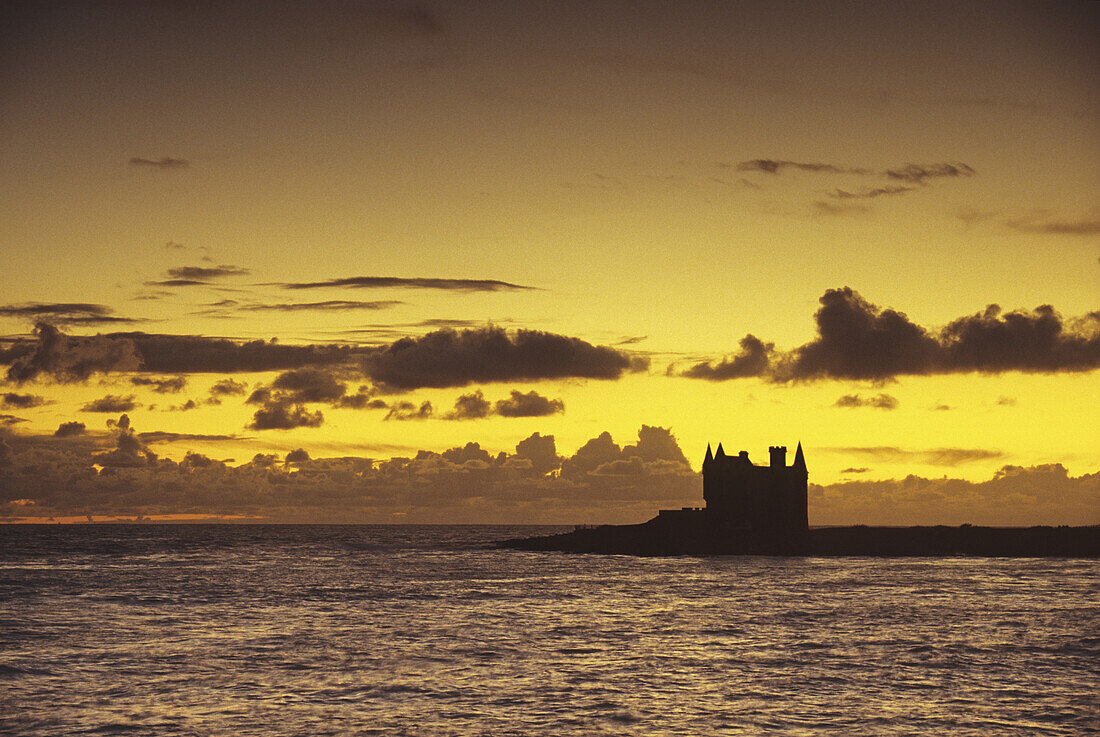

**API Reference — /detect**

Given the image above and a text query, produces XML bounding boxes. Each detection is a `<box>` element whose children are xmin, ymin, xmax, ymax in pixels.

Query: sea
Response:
<box><xmin>1</xmin><ymin>525</ymin><xmax>1097</xmax><ymax>736</ymax></box>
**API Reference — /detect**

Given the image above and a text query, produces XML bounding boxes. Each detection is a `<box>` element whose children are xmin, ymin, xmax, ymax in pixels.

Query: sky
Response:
<box><xmin>0</xmin><ymin>0</ymin><xmax>1097</xmax><ymax>524</ymax></box>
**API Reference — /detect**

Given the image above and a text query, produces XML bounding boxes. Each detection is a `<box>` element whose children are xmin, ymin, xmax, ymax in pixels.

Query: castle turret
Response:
<box><xmin>792</xmin><ymin>442</ymin><xmax>806</xmax><ymax>475</ymax></box>
<box><xmin>715</xmin><ymin>443</ymin><xmax>726</xmax><ymax>459</ymax></box>
<box><xmin>769</xmin><ymin>445</ymin><xmax>787</xmax><ymax>468</ymax></box>
<box><xmin>704</xmin><ymin>444</ymin><xmax>714</xmax><ymax>466</ymax></box>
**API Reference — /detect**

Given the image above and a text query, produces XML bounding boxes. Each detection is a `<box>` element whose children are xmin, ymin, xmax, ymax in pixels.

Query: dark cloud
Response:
<box><xmin>277</xmin><ymin>276</ymin><xmax>534</xmax><ymax>292</ymax></box>
<box><xmin>884</xmin><ymin>162</ymin><xmax>975</xmax><ymax>184</ymax></box>
<box><xmin>241</xmin><ymin>300</ymin><xmax>405</xmax><ymax>312</ymax></box>
<box><xmin>833</xmin><ymin>393</ymin><xmax>898</xmax><ymax>410</ymax></box>
<box><xmin>811</xmin><ymin>465</ymin><xmax>1098</xmax><ymax>527</ymax></box>
<box><xmin>110</xmin><ymin>331</ymin><xmax>362</xmax><ymax>373</ymax></box>
<box><xmin>0</xmin><ymin>303</ymin><xmax>140</xmax><ymax>326</ymax></box>
<box><xmin>1005</xmin><ymin>217</ymin><xmax>1100</xmax><ymax>236</ymax></box>
<box><xmin>129</xmin><ymin>157</ymin><xmax>188</xmax><ymax>169</ymax></box>
<box><xmin>54</xmin><ymin>422</ymin><xmax>86</xmax><ymax>437</ymax></box>
<box><xmin>813</xmin><ymin>200</ymin><xmax>871</xmax><ymax>216</ymax></box>
<box><xmin>81</xmin><ymin>395</ymin><xmax>140</xmax><ymax>413</ymax></box>
<box><xmin>247</xmin><ymin>399</ymin><xmax>324</xmax><ymax>430</ymax></box>
<box><xmin>494</xmin><ymin>390</ymin><xmax>564</xmax><ymax>418</ymax></box>
<box><xmin>286</xmin><ymin>448</ymin><xmax>311</xmax><ymax>464</ymax></box>
<box><xmin>939</xmin><ymin>304</ymin><xmax>1100</xmax><ymax>374</ymax></box>
<box><xmin>736</xmin><ymin>159</ymin><xmax>870</xmax><ymax>175</ymax></box>
<box><xmin>830</xmin><ymin>446</ymin><xmax>1005</xmax><ymax>467</ymax></box>
<box><xmin>840</xmin><ymin>467</ymin><xmax>869</xmax><ymax>474</ymax></box>
<box><xmin>384</xmin><ymin>400</ymin><xmax>434</xmax><ymax>421</ymax></box>
<box><xmin>146</xmin><ymin>279</ymin><xmax>210</xmax><ymax>287</ymax></box>
<box><xmin>445</xmin><ymin>390</ymin><xmax>492</xmax><ymax>420</ymax></box>
<box><xmin>209</xmin><ymin>378</ymin><xmax>248</xmax><ymax>397</ymax></box>
<box><xmin>131</xmin><ymin>376</ymin><xmax>187</xmax><ymax>393</ymax></box>
<box><xmin>1</xmin><ymin>414</ymin><xmax>28</xmax><ymax>426</ymax></box>
<box><xmin>335</xmin><ymin>386</ymin><xmax>376</xmax><ymax>409</ymax></box>
<box><xmin>443</xmin><ymin>389</ymin><xmax>565</xmax><ymax>420</ymax></box>
<box><xmin>0</xmin><ymin>425</ymin><xmax>699</xmax><ymax>524</ymax></box>
<box><xmin>271</xmin><ymin>367</ymin><xmax>347</xmax><ymax>403</ymax></box>
<box><xmin>165</xmin><ymin>265</ymin><xmax>250</xmax><ymax>280</ymax></box>
<box><xmin>168</xmin><ymin>399</ymin><xmax>200</xmax><ymax>412</ymax></box>
<box><xmin>1</xmin><ymin>392</ymin><xmax>49</xmax><ymax>409</ymax></box>
<box><xmin>680</xmin><ymin>335</ymin><xmax>772</xmax><ymax>380</ymax></box>
<box><xmin>365</xmin><ymin>326</ymin><xmax>645</xmax><ymax>389</ymax></box>
<box><xmin>138</xmin><ymin>432</ymin><xmax>240</xmax><ymax>443</ymax></box>
<box><xmin>932</xmin><ymin>404</ymin><xmax>952</xmax><ymax>411</ymax></box>
<box><xmin>787</xmin><ymin>288</ymin><xmax>940</xmax><ymax>381</ymax></box>
<box><xmin>682</xmin><ymin>288</ymin><xmax>1100</xmax><ymax>382</ymax></box>
<box><xmin>996</xmin><ymin>396</ymin><xmax>1017</xmax><ymax>406</ymax></box>
<box><xmin>829</xmin><ymin>186</ymin><xmax>914</xmax><ymax>199</ymax></box>
<box><xmin>5</xmin><ymin>323</ymin><xmax>141</xmax><ymax>383</ymax></box>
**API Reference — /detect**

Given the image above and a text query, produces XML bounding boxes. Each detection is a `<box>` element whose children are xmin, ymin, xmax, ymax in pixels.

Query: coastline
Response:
<box><xmin>498</xmin><ymin>514</ymin><xmax>1100</xmax><ymax>557</ymax></box>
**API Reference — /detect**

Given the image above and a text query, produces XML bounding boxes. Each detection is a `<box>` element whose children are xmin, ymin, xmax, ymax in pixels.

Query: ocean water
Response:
<box><xmin>1</xmin><ymin>525</ymin><xmax>1097</xmax><ymax>736</ymax></box>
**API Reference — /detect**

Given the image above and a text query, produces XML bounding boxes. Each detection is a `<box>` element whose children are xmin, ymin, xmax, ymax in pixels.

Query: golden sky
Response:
<box><xmin>0</xmin><ymin>0</ymin><xmax>1097</xmax><ymax>523</ymax></box>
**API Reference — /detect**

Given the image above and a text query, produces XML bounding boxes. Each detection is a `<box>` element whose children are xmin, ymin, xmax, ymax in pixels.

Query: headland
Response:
<box><xmin>499</xmin><ymin>442</ymin><xmax>1100</xmax><ymax>557</ymax></box>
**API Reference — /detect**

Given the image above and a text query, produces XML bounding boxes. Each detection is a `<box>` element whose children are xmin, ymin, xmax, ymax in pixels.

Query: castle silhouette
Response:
<box><xmin>659</xmin><ymin>442</ymin><xmax>808</xmax><ymax>534</ymax></box>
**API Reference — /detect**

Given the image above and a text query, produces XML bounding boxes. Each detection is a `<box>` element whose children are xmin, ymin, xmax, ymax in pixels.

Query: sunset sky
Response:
<box><xmin>1</xmin><ymin>0</ymin><xmax>1097</xmax><ymax>524</ymax></box>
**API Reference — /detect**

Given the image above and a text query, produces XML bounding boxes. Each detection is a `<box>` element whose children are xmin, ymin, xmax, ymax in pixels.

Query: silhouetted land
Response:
<box><xmin>502</xmin><ymin>443</ymin><xmax>1100</xmax><ymax>557</ymax></box>
<box><xmin>498</xmin><ymin>515</ymin><xmax>1100</xmax><ymax>557</ymax></box>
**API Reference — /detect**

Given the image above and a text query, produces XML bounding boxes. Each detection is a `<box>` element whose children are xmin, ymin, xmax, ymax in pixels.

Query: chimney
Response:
<box><xmin>769</xmin><ymin>445</ymin><xmax>787</xmax><ymax>468</ymax></box>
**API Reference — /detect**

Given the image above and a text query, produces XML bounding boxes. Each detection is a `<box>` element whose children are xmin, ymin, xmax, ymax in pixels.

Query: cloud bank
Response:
<box><xmin>365</xmin><ymin>326</ymin><xmax>645</xmax><ymax>389</ymax></box>
<box><xmin>683</xmin><ymin>288</ymin><xmax>1100</xmax><ymax>382</ymax></box>
<box><xmin>278</xmin><ymin>276</ymin><xmax>534</xmax><ymax>292</ymax></box>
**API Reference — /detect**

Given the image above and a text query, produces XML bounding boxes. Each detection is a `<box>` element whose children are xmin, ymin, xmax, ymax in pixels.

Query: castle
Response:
<box><xmin>660</xmin><ymin>442</ymin><xmax>808</xmax><ymax>535</ymax></box>
<box><xmin>702</xmin><ymin>443</ymin><xmax>808</xmax><ymax>533</ymax></box>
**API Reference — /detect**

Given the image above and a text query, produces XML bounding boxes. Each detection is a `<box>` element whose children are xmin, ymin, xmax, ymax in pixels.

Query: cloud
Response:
<box><xmin>830</xmin><ymin>446</ymin><xmax>1005</xmax><ymax>467</ymax></box>
<box><xmin>165</xmin><ymin>265</ymin><xmax>250</xmax><ymax>280</ymax></box>
<box><xmin>384</xmin><ymin>400</ymin><xmax>434</xmax><ymax>421</ymax></box>
<box><xmin>445</xmin><ymin>390</ymin><xmax>492</xmax><ymax>420</ymax></box>
<box><xmin>494</xmin><ymin>390</ymin><xmax>564</xmax><ymax>418</ymax></box>
<box><xmin>1005</xmin><ymin>216</ymin><xmax>1100</xmax><ymax>236</ymax></box>
<box><xmin>271</xmin><ymin>367</ymin><xmax>348</xmax><ymax>403</ymax></box>
<box><xmin>680</xmin><ymin>335</ymin><xmax>773</xmax><ymax>380</ymax></box>
<box><xmin>277</xmin><ymin>276</ymin><xmax>534</xmax><ymax>292</ymax></box>
<box><xmin>4</xmin><ymin>323</ymin><xmax>141</xmax><ymax>384</ymax></box>
<box><xmin>131</xmin><ymin>376</ymin><xmax>187</xmax><ymax>393</ymax></box>
<box><xmin>240</xmin><ymin>300</ymin><xmax>405</xmax><ymax>312</ymax></box>
<box><xmin>209</xmin><ymin>378</ymin><xmax>248</xmax><ymax>397</ymax></box>
<box><xmin>833</xmin><ymin>393</ymin><xmax>898</xmax><ymax>410</ymax></box>
<box><xmin>81</xmin><ymin>395</ymin><xmax>140</xmax><ymax>413</ymax></box>
<box><xmin>812</xmin><ymin>200</ymin><xmax>871</xmax><ymax>216</ymax></box>
<box><xmin>840</xmin><ymin>467</ymin><xmax>869</xmax><ymax>474</ymax></box>
<box><xmin>682</xmin><ymin>288</ymin><xmax>1100</xmax><ymax>382</ymax></box>
<box><xmin>884</xmin><ymin>162</ymin><xmax>975</xmax><ymax>184</ymax></box>
<box><xmin>107</xmin><ymin>331</ymin><xmax>362</xmax><ymax>373</ymax></box>
<box><xmin>1</xmin><ymin>392</ymin><xmax>49</xmax><ymax>409</ymax></box>
<box><xmin>129</xmin><ymin>157</ymin><xmax>188</xmax><ymax>169</ymax></box>
<box><xmin>365</xmin><ymin>326</ymin><xmax>645</xmax><ymax>389</ymax></box>
<box><xmin>247</xmin><ymin>398</ymin><xmax>324</xmax><ymax>430</ymax></box>
<box><xmin>0</xmin><ymin>425</ymin><xmax>698</xmax><ymax>524</ymax></box>
<box><xmin>54</xmin><ymin>421</ymin><xmax>86</xmax><ymax>437</ymax></box>
<box><xmin>0</xmin><ymin>303</ymin><xmax>140</xmax><ymax>326</ymax></box>
<box><xmin>811</xmin><ymin>465</ymin><xmax>1099</xmax><ymax>526</ymax></box>
<box><xmin>828</xmin><ymin>186</ymin><xmax>914</xmax><ymax>199</ymax></box>
<box><xmin>92</xmin><ymin>417</ymin><xmax>157</xmax><ymax>468</ymax></box>
<box><xmin>735</xmin><ymin>159</ymin><xmax>870</xmax><ymax>175</ymax></box>
<box><xmin>146</xmin><ymin>279</ymin><xmax>210</xmax><ymax>287</ymax></box>
<box><xmin>138</xmin><ymin>431</ymin><xmax>241</xmax><ymax>443</ymax></box>
<box><xmin>442</xmin><ymin>389</ymin><xmax>565</xmax><ymax>419</ymax></box>
<box><xmin>0</xmin><ymin>414</ymin><xmax>28</xmax><ymax>426</ymax></box>
<box><xmin>285</xmin><ymin>448</ymin><xmax>311</xmax><ymax>464</ymax></box>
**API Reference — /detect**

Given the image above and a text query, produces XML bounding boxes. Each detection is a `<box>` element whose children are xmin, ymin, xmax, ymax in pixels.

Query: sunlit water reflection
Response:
<box><xmin>2</xmin><ymin>525</ymin><xmax>1097</xmax><ymax>735</ymax></box>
